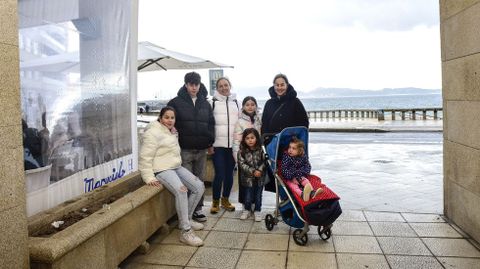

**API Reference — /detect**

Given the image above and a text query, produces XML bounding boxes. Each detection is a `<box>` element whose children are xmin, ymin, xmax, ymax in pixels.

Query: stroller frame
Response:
<box><xmin>263</xmin><ymin>126</ymin><xmax>334</xmax><ymax>246</ymax></box>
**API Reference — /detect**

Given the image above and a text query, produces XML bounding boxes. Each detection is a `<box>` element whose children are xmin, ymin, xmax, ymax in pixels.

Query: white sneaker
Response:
<box><xmin>254</xmin><ymin>212</ymin><xmax>262</xmax><ymax>222</ymax></box>
<box><xmin>180</xmin><ymin>229</ymin><xmax>203</xmax><ymax>247</ymax></box>
<box><xmin>240</xmin><ymin>210</ymin><xmax>250</xmax><ymax>220</ymax></box>
<box><xmin>190</xmin><ymin>220</ymin><xmax>205</xmax><ymax>231</ymax></box>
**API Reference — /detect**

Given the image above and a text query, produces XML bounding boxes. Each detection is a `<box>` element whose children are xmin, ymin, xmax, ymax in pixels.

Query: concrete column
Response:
<box><xmin>402</xmin><ymin>111</ymin><xmax>406</xmax><ymax>120</ymax></box>
<box><xmin>0</xmin><ymin>0</ymin><xmax>29</xmax><ymax>268</ymax></box>
<box><xmin>392</xmin><ymin>110</ymin><xmax>396</xmax><ymax>120</ymax></box>
<box><xmin>423</xmin><ymin>110</ymin><xmax>427</xmax><ymax>120</ymax></box>
<box><xmin>441</xmin><ymin>0</ymin><xmax>480</xmax><ymax>243</ymax></box>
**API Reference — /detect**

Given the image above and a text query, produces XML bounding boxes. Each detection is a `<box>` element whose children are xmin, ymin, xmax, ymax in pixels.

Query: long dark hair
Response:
<box><xmin>240</xmin><ymin>128</ymin><xmax>261</xmax><ymax>156</ymax></box>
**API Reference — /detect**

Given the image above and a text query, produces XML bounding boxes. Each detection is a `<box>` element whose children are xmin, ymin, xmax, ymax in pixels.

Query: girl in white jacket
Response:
<box><xmin>139</xmin><ymin>106</ymin><xmax>205</xmax><ymax>247</ymax></box>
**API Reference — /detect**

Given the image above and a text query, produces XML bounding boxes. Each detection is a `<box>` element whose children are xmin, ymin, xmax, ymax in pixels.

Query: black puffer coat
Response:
<box><xmin>260</xmin><ymin>84</ymin><xmax>309</xmax><ymax>136</ymax></box>
<box><xmin>167</xmin><ymin>84</ymin><xmax>215</xmax><ymax>149</ymax></box>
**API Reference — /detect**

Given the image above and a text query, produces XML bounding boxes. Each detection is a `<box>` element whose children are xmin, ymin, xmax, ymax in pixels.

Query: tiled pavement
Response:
<box><xmin>123</xmin><ymin>127</ymin><xmax>480</xmax><ymax>268</ymax></box>
<box><xmin>121</xmin><ymin>203</ymin><xmax>480</xmax><ymax>269</ymax></box>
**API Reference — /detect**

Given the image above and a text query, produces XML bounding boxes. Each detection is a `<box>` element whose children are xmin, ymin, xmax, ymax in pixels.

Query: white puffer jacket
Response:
<box><xmin>139</xmin><ymin>120</ymin><xmax>182</xmax><ymax>184</ymax></box>
<box><xmin>232</xmin><ymin>111</ymin><xmax>262</xmax><ymax>161</ymax></box>
<box><xmin>210</xmin><ymin>91</ymin><xmax>240</xmax><ymax>148</ymax></box>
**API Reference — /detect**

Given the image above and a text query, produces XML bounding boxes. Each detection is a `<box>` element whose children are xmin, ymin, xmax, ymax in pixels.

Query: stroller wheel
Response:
<box><xmin>265</xmin><ymin>214</ymin><xmax>275</xmax><ymax>231</ymax></box>
<box><xmin>293</xmin><ymin>229</ymin><xmax>308</xmax><ymax>246</ymax></box>
<box><xmin>318</xmin><ymin>225</ymin><xmax>332</xmax><ymax>240</ymax></box>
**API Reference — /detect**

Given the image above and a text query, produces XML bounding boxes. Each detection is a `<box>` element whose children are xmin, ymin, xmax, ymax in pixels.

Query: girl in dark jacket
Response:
<box><xmin>237</xmin><ymin>128</ymin><xmax>266</xmax><ymax>221</ymax></box>
<box><xmin>261</xmin><ymin>74</ymin><xmax>309</xmax><ymax>136</ymax></box>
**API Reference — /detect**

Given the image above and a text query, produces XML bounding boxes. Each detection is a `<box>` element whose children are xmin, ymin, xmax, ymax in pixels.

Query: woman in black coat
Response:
<box><xmin>261</xmin><ymin>74</ymin><xmax>309</xmax><ymax>136</ymax></box>
<box><xmin>261</xmin><ymin>74</ymin><xmax>309</xmax><ymax>192</ymax></box>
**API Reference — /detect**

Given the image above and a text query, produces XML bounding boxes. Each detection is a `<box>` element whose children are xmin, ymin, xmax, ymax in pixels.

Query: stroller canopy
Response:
<box><xmin>265</xmin><ymin>126</ymin><xmax>309</xmax><ymax>172</ymax></box>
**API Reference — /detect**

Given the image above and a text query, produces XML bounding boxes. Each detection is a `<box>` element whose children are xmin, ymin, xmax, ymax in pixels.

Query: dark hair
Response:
<box><xmin>215</xmin><ymin>76</ymin><xmax>232</xmax><ymax>89</ymax></box>
<box><xmin>184</xmin><ymin>72</ymin><xmax>201</xmax><ymax>85</ymax></box>
<box><xmin>242</xmin><ymin>96</ymin><xmax>257</xmax><ymax>107</ymax></box>
<box><xmin>290</xmin><ymin>137</ymin><xmax>305</xmax><ymax>156</ymax></box>
<box><xmin>158</xmin><ymin>106</ymin><xmax>176</xmax><ymax>120</ymax></box>
<box><xmin>273</xmin><ymin>73</ymin><xmax>289</xmax><ymax>85</ymax></box>
<box><xmin>240</xmin><ymin>128</ymin><xmax>261</xmax><ymax>154</ymax></box>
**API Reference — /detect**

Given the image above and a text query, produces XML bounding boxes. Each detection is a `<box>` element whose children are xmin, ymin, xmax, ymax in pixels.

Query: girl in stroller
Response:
<box><xmin>237</xmin><ymin>128</ymin><xmax>266</xmax><ymax>221</ymax></box>
<box><xmin>281</xmin><ymin>137</ymin><xmax>323</xmax><ymax>202</ymax></box>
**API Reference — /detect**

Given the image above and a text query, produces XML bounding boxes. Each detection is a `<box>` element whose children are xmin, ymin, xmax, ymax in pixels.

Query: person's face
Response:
<box><xmin>245</xmin><ymin>133</ymin><xmax>257</xmax><ymax>148</ymax></box>
<box><xmin>186</xmin><ymin>83</ymin><xmax>200</xmax><ymax>97</ymax></box>
<box><xmin>287</xmin><ymin>142</ymin><xmax>300</xmax><ymax>157</ymax></box>
<box><xmin>274</xmin><ymin>77</ymin><xmax>288</xmax><ymax>96</ymax></box>
<box><xmin>216</xmin><ymin>79</ymin><xmax>231</xmax><ymax>96</ymax></box>
<box><xmin>160</xmin><ymin>110</ymin><xmax>175</xmax><ymax>129</ymax></box>
<box><xmin>243</xmin><ymin>100</ymin><xmax>257</xmax><ymax>114</ymax></box>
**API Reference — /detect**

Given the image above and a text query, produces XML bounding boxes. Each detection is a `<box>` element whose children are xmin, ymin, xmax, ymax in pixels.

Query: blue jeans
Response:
<box><xmin>155</xmin><ymin>166</ymin><xmax>205</xmax><ymax>231</ymax></box>
<box><xmin>212</xmin><ymin>147</ymin><xmax>235</xmax><ymax>200</ymax></box>
<box><xmin>244</xmin><ymin>184</ymin><xmax>263</xmax><ymax>212</ymax></box>
<box><xmin>181</xmin><ymin>149</ymin><xmax>207</xmax><ymax>211</ymax></box>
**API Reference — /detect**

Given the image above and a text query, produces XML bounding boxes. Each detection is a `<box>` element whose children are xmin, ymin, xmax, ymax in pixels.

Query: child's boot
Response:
<box><xmin>240</xmin><ymin>210</ymin><xmax>250</xmax><ymax>220</ymax></box>
<box><xmin>302</xmin><ymin>183</ymin><xmax>313</xmax><ymax>202</ymax></box>
<box><xmin>210</xmin><ymin>199</ymin><xmax>220</xmax><ymax>214</ymax></box>
<box><xmin>221</xmin><ymin>197</ymin><xmax>235</xmax><ymax>211</ymax></box>
<box><xmin>311</xmin><ymin>187</ymin><xmax>324</xmax><ymax>199</ymax></box>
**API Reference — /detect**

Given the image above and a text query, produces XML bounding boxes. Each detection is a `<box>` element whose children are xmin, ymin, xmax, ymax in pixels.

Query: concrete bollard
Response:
<box><xmin>377</xmin><ymin>110</ymin><xmax>385</xmax><ymax>121</ymax></box>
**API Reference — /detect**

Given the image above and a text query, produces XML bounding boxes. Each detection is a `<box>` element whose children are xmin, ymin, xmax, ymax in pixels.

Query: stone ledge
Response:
<box><xmin>28</xmin><ymin>172</ymin><xmax>176</xmax><ymax>268</ymax></box>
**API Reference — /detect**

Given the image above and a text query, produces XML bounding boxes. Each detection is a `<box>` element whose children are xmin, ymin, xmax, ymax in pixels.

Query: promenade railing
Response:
<box><xmin>307</xmin><ymin>107</ymin><xmax>443</xmax><ymax>121</ymax></box>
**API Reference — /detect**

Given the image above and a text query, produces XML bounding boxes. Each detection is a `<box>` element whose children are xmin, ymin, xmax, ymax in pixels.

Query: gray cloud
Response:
<box><xmin>312</xmin><ymin>0</ymin><xmax>439</xmax><ymax>31</ymax></box>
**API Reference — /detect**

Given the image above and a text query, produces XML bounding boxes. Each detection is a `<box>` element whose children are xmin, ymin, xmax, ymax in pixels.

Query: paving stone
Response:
<box><xmin>287</xmin><ymin>252</ymin><xmax>336</xmax><ymax>269</ymax></box>
<box><xmin>337</xmin><ymin>210</ymin><xmax>367</xmax><ymax>221</ymax></box>
<box><xmin>333</xmin><ymin>235</ymin><xmax>382</xmax><ymax>254</ymax></box>
<box><xmin>437</xmin><ymin>257</ymin><xmax>480</xmax><ymax>269</ymax></box>
<box><xmin>410</xmin><ymin>223</ymin><xmax>463</xmax><ymax>238</ymax></box>
<box><xmin>386</xmin><ymin>255</ymin><xmax>443</xmax><ymax>269</ymax></box>
<box><xmin>377</xmin><ymin>237</ymin><xmax>432</xmax><ymax>256</ymax></box>
<box><xmin>132</xmin><ymin>244</ymin><xmax>197</xmax><ymax>266</ymax></box>
<box><xmin>157</xmin><ymin>229</ymin><xmax>209</xmax><ymax>245</ymax></box>
<box><xmin>336</xmin><ymin>253</ymin><xmax>390</xmax><ymax>269</ymax></box>
<box><xmin>122</xmin><ymin>263</ymin><xmax>182</xmax><ymax>269</ymax></box>
<box><xmin>364</xmin><ymin>211</ymin><xmax>405</xmax><ymax>222</ymax></box>
<box><xmin>212</xmin><ymin>218</ymin><xmax>253</xmax><ymax>233</ymax></box>
<box><xmin>202</xmin><ymin>217</ymin><xmax>220</xmax><ymax>230</ymax></box>
<box><xmin>330</xmin><ymin>221</ymin><xmax>374</xmax><ymax>236</ymax></box>
<box><xmin>370</xmin><ymin>222</ymin><xmax>417</xmax><ymax>237</ymax></box>
<box><xmin>245</xmin><ymin>233</ymin><xmax>289</xmax><ymax>251</ymax></box>
<box><xmin>187</xmin><ymin>247</ymin><xmax>241</xmax><ymax>269</ymax></box>
<box><xmin>236</xmin><ymin>250</ymin><xmax>287</xmax><ymax>269</ymax></box>
<box><xmin>288</xmin><ymin>233</ymin><xmax>335</xmax><ymax>252</ymax></box>
<box><xmin>401</xmin><ymin>213</ymin><xmax>446</xmax><ymax>223</ymax></box>
<box><xmin>250</xmin><ymin>219</ymin><xmax>291</xmax><ymax>234</ymax></box>
<box><xmin>203</xmin><ymin>231</ymin><xmax>248</xmax><ymax>249</ymax></box>
<box><xmin>422</xmin><ymin>238</ymin><xmax>480</xmax><ymax>257</ymax></box>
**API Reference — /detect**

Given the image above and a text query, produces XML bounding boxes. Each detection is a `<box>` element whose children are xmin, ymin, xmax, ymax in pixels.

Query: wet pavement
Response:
<box><xmin>123</xmin><ymin>120</ymin><xmax>480</xmax><ymax>268</ymax></box>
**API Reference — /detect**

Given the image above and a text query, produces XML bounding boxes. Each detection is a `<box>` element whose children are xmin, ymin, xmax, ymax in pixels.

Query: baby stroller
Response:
<box><xmin>263</xmin><ymin>126</ymin><xmax>342</xmax><ymax>246</ymax></box>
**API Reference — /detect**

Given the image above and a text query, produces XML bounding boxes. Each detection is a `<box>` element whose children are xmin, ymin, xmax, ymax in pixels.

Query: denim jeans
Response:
<box><xmin>212</xmin><ymin>147</ymin><xmax>235</xmax><ymax>200</ymax></box>
<box><xmin>155</xmin><ymin>166</ymin><xmax>205</xmax><ymax>231</ymax></box>
<box><xmin>244</xmin><ymin>184</ymin><xmax>263</xmax><ymax>212</ymax></box>
<box><xmin>181</xmin><ymin>149</ymin><xmax>207</xmax><ymax>211</ymax></box>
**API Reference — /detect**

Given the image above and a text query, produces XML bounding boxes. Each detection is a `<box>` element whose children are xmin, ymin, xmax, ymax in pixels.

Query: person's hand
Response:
<box><xmin>147</xmin><ymin>181</ymin><xmax>162</xmax><ymax>187</ymax></box>
<box><xmin>253</xmin><ymin>170</ymin><xmax>262</xmax><ymax>177</ymax></box>
<box><xmin>207</xmin><ymin>146</ymin><xmax>215</xmax><ymax>155</ymax></box>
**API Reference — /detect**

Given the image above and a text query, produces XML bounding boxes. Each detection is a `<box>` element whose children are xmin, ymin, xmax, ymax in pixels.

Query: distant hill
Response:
<box><xmin>303</xmin><ymin>87</ymin><xmax>441</xmax><ymax>98</ymax></box>
<box><xmin>140</xmin><ymin>87</ymin><xmax>442</xmax><ymax>104</ymax></box>
<box><xmin>234</xmin><ymin>86</ymin><xmax>441</xmax><ymax>100</ymax></box>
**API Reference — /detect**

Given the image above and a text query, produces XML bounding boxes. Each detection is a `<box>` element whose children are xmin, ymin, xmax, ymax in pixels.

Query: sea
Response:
<box><xmin>255</xmin><ymin>93</ymin><xmax>442</xmax><ymax>111</ymax></box>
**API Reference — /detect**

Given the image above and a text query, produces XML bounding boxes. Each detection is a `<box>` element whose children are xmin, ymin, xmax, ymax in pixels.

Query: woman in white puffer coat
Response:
<box><xmin>209</xmin><ymin>77</ymin><xmax>240</xmax><ymax>214</ymax></box>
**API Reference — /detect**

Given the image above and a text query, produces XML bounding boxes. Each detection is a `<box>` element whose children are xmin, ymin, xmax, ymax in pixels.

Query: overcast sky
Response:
<box><xmin>138</xmin><ymin>0</ymin><xmax>441</xmax><ymax>100</ymax></box>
